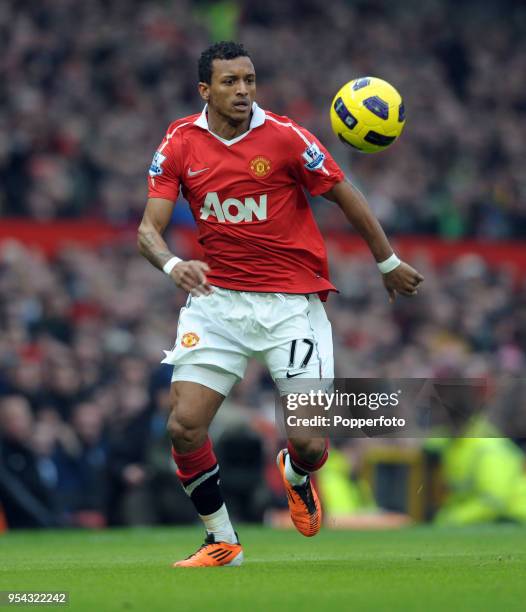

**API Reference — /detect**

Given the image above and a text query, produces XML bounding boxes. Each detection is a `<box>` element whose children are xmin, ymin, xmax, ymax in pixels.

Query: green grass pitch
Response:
<box><xmin>1</xmin><ymin>525</ymin><xmax>525</xmax><ymax>611</ymax></box>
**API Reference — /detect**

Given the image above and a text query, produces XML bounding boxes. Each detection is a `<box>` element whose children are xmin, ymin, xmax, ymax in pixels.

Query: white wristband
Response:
<box><xmin>377</xmin><ymin>253</ymin><xmax>401</xmax><ymax>274</ymax></box>
<box><xmin>162</xmin><ymin>256</ymin><xmax>183</xmax><ymax>275</ymax></box>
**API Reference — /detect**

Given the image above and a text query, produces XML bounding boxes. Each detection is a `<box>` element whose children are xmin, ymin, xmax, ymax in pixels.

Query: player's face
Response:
<box><xmin>200</xmin><ymin>56</ymin><xmax>256</xmax><ymax>123</ymax></box>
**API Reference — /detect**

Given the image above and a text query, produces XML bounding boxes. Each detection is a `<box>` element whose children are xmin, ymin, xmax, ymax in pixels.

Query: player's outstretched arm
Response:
<box><xmin>323</xmin><ymin>180</ymin><xmax>424</xmax><ymax>301</ymax></box>
<box><xmin>137</xmin><ymin>198</ymin><xmax>212</xmax><ymax>296</ymax></box>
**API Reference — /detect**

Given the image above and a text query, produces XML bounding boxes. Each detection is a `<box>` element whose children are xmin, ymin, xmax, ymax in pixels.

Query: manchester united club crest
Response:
<box><xmin>181</xmin><ymin>332</ymin><xmax>200</xmax><ymax>348</ymax></box>
<box><xmin>249</xmin><ymin>156</ymin><xmax>271</xmax><ymax>178</ymax></box>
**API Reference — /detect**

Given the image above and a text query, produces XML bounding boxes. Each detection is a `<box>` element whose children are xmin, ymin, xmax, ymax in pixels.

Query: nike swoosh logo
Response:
<box><xmin>188</xmin><ymin>167</ymin><xmax>209</xmax><ymax>177</ymax></box>
<box><xmin>286</xmin><ymin>371</ymin><xmax>304</xmax><ymax>378</ymax></box>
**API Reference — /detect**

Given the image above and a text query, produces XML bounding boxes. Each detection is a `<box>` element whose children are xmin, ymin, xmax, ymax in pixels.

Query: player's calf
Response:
<box><xmin>167</xmin><ymin>412</ymin><xmax>207</xmax><ymax>453</ymax></box>
<box><xmin>167</xmin><ymin>383</ymin><xmax>215</xmax><ymax>453</ymax></box>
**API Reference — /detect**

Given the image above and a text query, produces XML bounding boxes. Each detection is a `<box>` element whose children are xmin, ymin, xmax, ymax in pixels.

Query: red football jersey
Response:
<box><xmin>147</xmin><ymin>103</ymin><xmax>345</xmax><ymax>299</ymax></box>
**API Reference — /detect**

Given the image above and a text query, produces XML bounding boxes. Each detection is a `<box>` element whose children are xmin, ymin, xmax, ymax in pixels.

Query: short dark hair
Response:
<box><xmin>198</xmin><ymin>41</ymin><xmax>250</xmax><ymax>84</ymax></box>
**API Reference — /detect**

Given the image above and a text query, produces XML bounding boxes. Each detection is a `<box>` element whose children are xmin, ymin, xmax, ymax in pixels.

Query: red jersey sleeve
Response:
<box><xmin>147</xmin><ymin>125</ymin><xmax>182</xmax><ymax>201</ymax></box>
<box><xmin>287</xmin><ymin>123</ymin><xmax>345</xmax><ymax>197</ymax></box>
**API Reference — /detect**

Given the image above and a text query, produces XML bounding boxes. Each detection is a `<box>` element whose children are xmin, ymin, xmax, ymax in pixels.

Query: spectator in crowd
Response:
<box><xmin>0</xmin><ymin>395</ymin><xmax>59</xmax><ymax>527</ymax></box>
<box><xmin>106</xmin><ymin>385</ymin><xmax>152</xmax><ymax>525</ymax></box>
<box><xmin>53</xmin><ymin>401</ymin><xmax>108</xmax><ymax>528</ymax></box>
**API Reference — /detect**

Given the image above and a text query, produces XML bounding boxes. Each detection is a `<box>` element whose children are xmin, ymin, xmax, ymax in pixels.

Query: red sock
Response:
<box><xmin>287</xmin><ymin>440</ymin><xmax>329</xmax><ymax>473</ymax></box>
<box><xmin>171</xmin><ymin>437</ymin><xmax>217</xmax><ymax>485</ymax></box>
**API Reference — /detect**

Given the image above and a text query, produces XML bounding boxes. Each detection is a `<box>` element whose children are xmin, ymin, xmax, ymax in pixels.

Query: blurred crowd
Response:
<box><xmin>2</xmin><ymin>0</ymin><xmax>526</xmax><ymax>529</ymax></box>
<box><xmin>1</xmin><ymin>239</ymin><xmax>525</xmax><ymax>527</ymax></box>
<box><xmin>1</xmin><ymin>0</ymin><xmax>526</xmax><ymax>236</ymax></box>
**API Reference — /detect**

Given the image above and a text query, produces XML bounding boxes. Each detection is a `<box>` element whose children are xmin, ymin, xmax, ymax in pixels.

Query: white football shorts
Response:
<box><xmin>161</xmin><ymin>287</ymin><xmax>334</xmax><ymax>396</ymax></box>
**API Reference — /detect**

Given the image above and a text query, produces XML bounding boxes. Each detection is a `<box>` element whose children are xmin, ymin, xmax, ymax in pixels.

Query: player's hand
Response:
<box><xmin>170</xmin><ymin>260</ymin><xmax>213</xmax><ymax>296</ymax></box>
<box><xmin>382</xmin><ymin>262</ymin><xmax>424</xmax><ymax>302</ymax></box>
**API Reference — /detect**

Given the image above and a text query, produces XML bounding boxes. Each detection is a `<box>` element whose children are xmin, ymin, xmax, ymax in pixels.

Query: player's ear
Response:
<box><xmin>198</xmin><ymin>82</ymin><xmax>210</xmax><ymax>102</ymax></box>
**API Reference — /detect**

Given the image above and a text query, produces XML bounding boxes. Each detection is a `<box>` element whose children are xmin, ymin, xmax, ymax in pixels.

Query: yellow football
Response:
<box><xmin>330</xmin><ymin>77</ymin><xmax>405</xmax><ymax>153</ymax></box>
